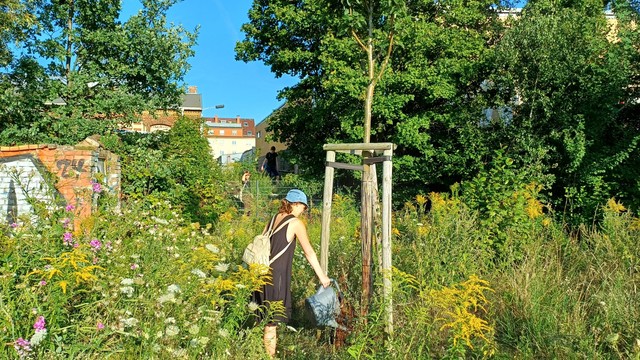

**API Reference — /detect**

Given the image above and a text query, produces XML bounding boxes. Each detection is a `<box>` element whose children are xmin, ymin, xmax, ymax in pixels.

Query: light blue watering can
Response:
<box><xmin>304</xmin><ymin>279</ymin><xmax>346</xmax><ymax>330</ymax></box>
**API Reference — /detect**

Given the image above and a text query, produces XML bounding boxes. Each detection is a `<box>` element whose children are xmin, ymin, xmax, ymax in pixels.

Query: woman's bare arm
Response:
<box><xmin>290</xmin><ymin>219</ymin><xmax>331</xmax><ymax>287</ymax></box>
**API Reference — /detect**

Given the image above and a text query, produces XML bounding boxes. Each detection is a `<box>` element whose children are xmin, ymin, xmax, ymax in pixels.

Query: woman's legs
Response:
<box><xmin>263</xmin><ymin>325</ymin><xmax>277</xmax><ymax>358</ymax></box>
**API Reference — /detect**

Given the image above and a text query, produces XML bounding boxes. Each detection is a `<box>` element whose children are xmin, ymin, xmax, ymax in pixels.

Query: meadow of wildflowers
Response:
<box><xmin>1</xmin><ymin>172</ymin><xmax>639</xmax><ymax>358</ymax></box>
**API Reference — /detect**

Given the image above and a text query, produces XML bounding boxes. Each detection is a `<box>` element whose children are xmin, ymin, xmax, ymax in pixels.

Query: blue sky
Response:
<box><xmin>122</xmin><ymin>0</ymin><xmax>297</xmax><ymax>123</ymax></box>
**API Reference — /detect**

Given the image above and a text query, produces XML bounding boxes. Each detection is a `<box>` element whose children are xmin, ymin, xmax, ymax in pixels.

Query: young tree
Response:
<box><xmin>237</xmin><ymin>0</ymin><xmax>504</xmax><ymax>319</ymax></box>
<box><xmin>0</xmin><ymin>0</ymin><xmax>197</xmax><ymax>145</ymax></box>
<box><xmin>236</xmin><ymin>0</ymin><xmax>504</xmax><ymax>190</ymax></box>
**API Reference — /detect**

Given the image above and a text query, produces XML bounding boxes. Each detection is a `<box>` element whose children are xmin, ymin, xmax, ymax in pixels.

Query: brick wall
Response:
<box><xmin>0</xmin><ymin>140</ymin><xmax>120</xmax><ymax>225</ymax></box>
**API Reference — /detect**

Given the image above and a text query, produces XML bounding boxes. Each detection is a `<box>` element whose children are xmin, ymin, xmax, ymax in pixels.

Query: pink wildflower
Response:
<box><xmin>15</xmin><ymin>338</ymin><xmax>30</xmax><ymax>347</ymax></box>
<box><xmin>14</xmin><ymin>338</ymin><xmax>31</xmax><ymax>357</ymax></box>
<box><xmin>10</xmin><ymin>222</ymin><xmax>18</xmax><ymax>228</ymax></box>
<box><xmin>73</xmin><ymin>242</ymin><xmax>79</xmax><ymax>248</ymax></box>
<box><xmin>33</xmin><ymin>316</ymin><xmax>46</xmax><ymax>332</ymax></box>
<box><xmin>90</xmin><ymin>239</ymin><xmax>102</xmax><ymax>251</ymax></box>
<box><xmin>39</xmin><ymin>280</ymin><xmax>46</xmax><ymax>286</ymax></box>
<box><xmin>97</xmin><ymin>322</ymin><xmax>105</xmax><ymax>330</ymax></box>
<box><xmin>130</xmin><ymin>263</ymin><xmax>139</xmax><ymax>270</ymax></box>
<box><xmin>65</xmin><ymin>204</ymin><xmax>75</xmax><ymax>212</ymax></box>
<box><xmin>63</xmin><ymin>232</ymin><xmax>73</xmax><ymax>246</ymax></box>
<box><xmin>91</xmin><ymin>180</ymin><xmax>102</xmax><ymax>193</ymax></box>
<box><xmin>62</xmin><ymin>218</ymin><xmax>71</xmax><ymax>228</ymax></box>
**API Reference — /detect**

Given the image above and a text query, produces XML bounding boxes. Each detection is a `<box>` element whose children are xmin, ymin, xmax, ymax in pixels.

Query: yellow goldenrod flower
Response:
<box><xmin>526</xmin><ymin>198</ymin><xmax>544</xmax><ymax>219</ymax></box>
<box><xmin>604</xmin><ymin>198</ymin><xmax>626</xmax><ymax>213</ymax></box>
<box><xmin>424</xmin><ymin>275</ymin><xmax>496</xmax><ymax>355</ymax></box>
<box><xmin>416</xmin><ymin>194</ymin><xmax>428</xmax><ymax>207</ymax></box>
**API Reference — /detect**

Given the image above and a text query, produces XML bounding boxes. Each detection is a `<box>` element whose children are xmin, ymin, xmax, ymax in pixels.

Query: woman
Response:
<box><xmin>253</xmin><ymin>189</ymin><xmax>331</xmax><ymax>358</ymax></box>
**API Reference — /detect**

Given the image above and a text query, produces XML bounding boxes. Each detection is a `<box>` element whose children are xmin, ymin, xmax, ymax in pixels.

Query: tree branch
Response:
<box><xmin>352</xmin><ymin>29</ymin><xmax>367</xmax><ymax>52</ymax></box>
<box><xmin>375</xmin><ymin>17</ymin><xmax>395</xmax><ymax>85</ymax></box>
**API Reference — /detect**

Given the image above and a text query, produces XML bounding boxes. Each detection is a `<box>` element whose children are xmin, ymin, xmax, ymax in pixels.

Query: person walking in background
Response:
<box><xmin>261</xmin><ymin>146</ymin><xmax>279</xmax><ymax>181</ymax></box>
<box><xmin>252</xmin><ymin>189</ymin><xmax>331</xmax><ymax>358</ymax></box>
<box><xmin>241</xmin><ymin>170</ymin><xmax>251</xmax><ymax>189</ymax></box>
<box><xmin>239</xmin><ymin>170</ymin><xmax>251</xmax><ymax>201</ymax></box>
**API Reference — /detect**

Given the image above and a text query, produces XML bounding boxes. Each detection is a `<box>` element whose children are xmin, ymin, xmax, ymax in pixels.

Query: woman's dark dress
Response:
<box><xmin>253</xmin><ymin>214</ymin><xmax>297</xmax><ymax>324</ymax></box>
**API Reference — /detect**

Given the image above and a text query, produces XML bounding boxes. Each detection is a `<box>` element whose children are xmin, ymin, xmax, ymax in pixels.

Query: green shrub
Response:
<box><xmin>106</xmin><ymin>118</ymin><xmax>231</xmax><ymax>224</ymax></box>
<box><xmin>460</xmin><ymin>150</ymin><xmax>552</xmax><ymax>263</ymax></box>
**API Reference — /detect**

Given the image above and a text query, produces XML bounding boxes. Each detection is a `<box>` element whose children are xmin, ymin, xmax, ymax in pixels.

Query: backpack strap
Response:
<box><xmin>268</xmin><ymin>216</ymin><xmax>297</xmax><ymax>265</ymax></box>
<box><xmin>262</xmin><ymin>215</ymin><xmax>277</xmax><ymax>236</ymax></box>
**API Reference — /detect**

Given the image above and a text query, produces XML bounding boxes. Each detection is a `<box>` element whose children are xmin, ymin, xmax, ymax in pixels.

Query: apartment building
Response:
<box><xmin>204</xmin><ymin>116</ymin><xmax>256</xmax><ymax>164</ymax></box>
<box><xmin>255</xmin><ymin>122</ymin><xmax>287</xmax><ymax>158</ymax></box>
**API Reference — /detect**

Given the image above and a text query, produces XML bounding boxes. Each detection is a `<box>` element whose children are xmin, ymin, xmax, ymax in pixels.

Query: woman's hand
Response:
<box><xmin>320</xmin><ymin>275</ymin><xmax>331</xmax><ymax>288</ymax></box>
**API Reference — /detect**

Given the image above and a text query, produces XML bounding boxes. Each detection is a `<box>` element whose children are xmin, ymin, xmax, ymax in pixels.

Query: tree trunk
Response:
<box><xmin>360</xmin><ymin>155</ymin><xmax>373</xmax><ymax>317</ymax></box>
<box><xmin>66</xmin><ymin>0</ymin><xmax>74</xmax><ymax>84</ymax></box>
<box><xmin>360</xmin><ymin>2</ymin><xmax>376</xmax><ymax>317</ymax></box>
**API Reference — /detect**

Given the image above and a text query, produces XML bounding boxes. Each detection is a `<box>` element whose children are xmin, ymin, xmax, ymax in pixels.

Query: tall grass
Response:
<box><xmin>1</xmin><ymin>176</ymin><xmax>639</xmax><ymax>359</ymax></box>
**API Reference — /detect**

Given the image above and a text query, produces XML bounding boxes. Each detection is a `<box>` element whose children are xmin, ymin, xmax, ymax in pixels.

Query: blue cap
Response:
<box><xmin>285</xmin><ymin>189</ymin><xmax>308</xmax><ymax>207</ymax></box>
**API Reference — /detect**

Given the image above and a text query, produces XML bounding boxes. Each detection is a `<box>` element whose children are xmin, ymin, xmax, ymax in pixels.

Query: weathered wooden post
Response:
<box><xmin>319</xmin><ymin>142</ymin><xmax>394</xmax><ymax>334</ymax></box>
<box><xmin>381</xmin><ymin>147</ymin><xmax>393</xmax><ymax>335</ymax></box>
<box><xmin>361</xmin><ymin>150</ymin><xmax>373</xmax><ymax>317</ymax></box>
<box><xmin>320</xmin><ymin>150</ymin><xmax>335</xmax><ymax>272</ymax></box>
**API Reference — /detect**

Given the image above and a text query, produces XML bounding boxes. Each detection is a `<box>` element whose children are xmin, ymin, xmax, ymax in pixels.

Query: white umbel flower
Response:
<box><xmin>158</xmin><ymin>293</ymin><xmax>176</xmax><ymax>304</ymax></box>
<box><xmin>167</xmin><ymin>284</ymin><xmax>181</xmax><ymax>294</ymax></box>
<box><xmin>247</xmin><ymin>302</ymin><xmax>259</xmax><ymax>312</ymax></box>
<box><xmin>215</xmin><ymin>263</ymin><xmax>229</xmax><ymax>273</ymax></box>
<box><xmin>120</xmin><ymin>286</ymin><xmax>134</xmax><ymax>297</ymax></box>
<box><xmin>205</xmin><ymin>244</ymin><xmax>219</xmax><ymax>253</ymax></box>
<box><xmin>165</xmin><ymin>325</ymin><xmax>180</xmax><ymax>337</ymax></box>
<box><xmin>191</xmin><ymin>268</ymin><xmax>207</xmax><ymax>278</ymax></box>
<box><xmin>120</xmin><ymin>317</ymin><xmax>139</xmax><ymax>328</ymax></box>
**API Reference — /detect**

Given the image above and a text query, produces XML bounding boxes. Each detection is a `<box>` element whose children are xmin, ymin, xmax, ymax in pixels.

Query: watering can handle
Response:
<box><xmin>317</xmin><ymin>278</ymin><xmax>341</xmax><ymax>294</ymax></box>
<box><xmin>331</xmin><ymin>278</ymin><xmax>341</xmax><ymax>293</ymax></box>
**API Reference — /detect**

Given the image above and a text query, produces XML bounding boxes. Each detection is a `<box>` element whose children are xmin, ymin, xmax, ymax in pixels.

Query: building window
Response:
<box><xmin>220</xmin><ymin>150</ymin><xmax>225</xmax><ymax>155</ymax></box>
<box><xmin>232</xmin><ymin>130</ymin><xmax>238</xmax><ymax>136</ymax></box>
<box><xmin>220</xmin><ymin>130</ymin><xmax>225</xmax><ymax>135</ymax></box>
<box><xmin>244</xmin><ymin>122</ymin><xmax>248</xmax><ymax>126</ymax></box>
<box><xmin>207</xmin><ymin>130</ymin><xmax>213</xmax><ymax>135</ymax></box>
<box><xmin>232</xmin><ymin>141</ymin><xmax>237</xmax><ymax>145</ymax></box>
<box><xmin>247</xmin><ymin>131</ymin><xmax>253</xmax><ymax>136</ymax></box>
<box><xmin>257</xmin><ymin>131</ymin><xmax>261</xmax><ymax>138</ymax></box>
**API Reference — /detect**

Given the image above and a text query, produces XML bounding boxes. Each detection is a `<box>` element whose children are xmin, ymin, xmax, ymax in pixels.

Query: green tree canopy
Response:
<box><xmin>0</xmin><ymin>0</ymin><xmax>197</xmax><ymax>145</ymax></box>
<box><xmin>236</xmin><ymin>0</ymin><xmax>506</xmax><ymax>196</ymax></box>
<box><xmin>238</xmin><ymin>0</ymin><xmax>640</xmax><ymax>221</ymax></box>
<box><xmin>487</xmin><ymin>0</ymin><xmax>640</xmax><ymax>221</ymax></box>
<box><xmin>0</xmin><ymin>0</ymin><xmax>35</xmax><ymax>66</ymax></box>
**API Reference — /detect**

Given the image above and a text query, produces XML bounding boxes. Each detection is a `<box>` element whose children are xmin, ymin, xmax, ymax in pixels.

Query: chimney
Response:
<box><xmin>188</xmin><ymin>86</ymin><xmax>198</xmax><ymax>94</ymax></box>
<box><xmin>236</xmin><ymin>115</ymin><xmax>241</xmax><ymax>124</ymax></box>
<box><xmin>214</xmin><ymin>115</ymin><xmax>218</xmax><ymax>123</ymax></box>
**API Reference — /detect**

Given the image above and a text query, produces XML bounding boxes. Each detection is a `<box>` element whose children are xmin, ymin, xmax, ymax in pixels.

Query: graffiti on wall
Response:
<box><xmin>1</xmin><ymin>141</ymin><xmax>121</xmax><ymax>225</ymax></box>
<box><xmin>0</xmin><ymin>154</ymin><xmax>61</xmax><ymax>224</ymax></box>
<box><xmin>56</xmin><ymin>159</ymin><xmax>87</xmax><ymax>178</ymax></box>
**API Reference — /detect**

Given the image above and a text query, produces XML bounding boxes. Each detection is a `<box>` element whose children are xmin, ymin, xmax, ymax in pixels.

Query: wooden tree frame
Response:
<box><xmin>320</xmin><ymin>142</ymin><xmax>394</xmax><ymax>334</ymax></box>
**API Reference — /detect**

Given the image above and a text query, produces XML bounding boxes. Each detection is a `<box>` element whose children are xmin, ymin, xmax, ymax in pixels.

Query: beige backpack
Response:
<box><xmin>242</xmin><ymin>215</ymin><xmax>296</xmax><ymax>267</ymax></box>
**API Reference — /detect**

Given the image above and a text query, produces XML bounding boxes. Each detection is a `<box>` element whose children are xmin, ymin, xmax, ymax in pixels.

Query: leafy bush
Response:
<box><xmin>460</xmin><ymin>150</ymin><xmax>553</xmax><ymax>263</ymax></box>
<box><xmin>105</xmin><ymin>118</ymin><xmax>231</xmax><ymax>224</ymax></box>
